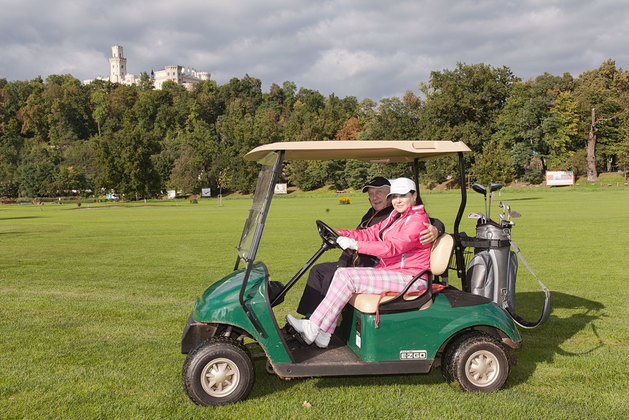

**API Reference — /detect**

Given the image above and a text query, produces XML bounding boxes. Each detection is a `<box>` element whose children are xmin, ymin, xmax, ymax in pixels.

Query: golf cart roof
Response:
<box><xmin>244</xmin><ymin>140</ymin><xmax>471</xmax><ymax>163</ymax></box>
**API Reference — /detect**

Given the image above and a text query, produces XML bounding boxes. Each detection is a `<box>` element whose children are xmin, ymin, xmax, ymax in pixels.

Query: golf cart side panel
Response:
<box><xmin>342</xmin><ymin>294</ymin><xmax>521</xmax><ymax>362</ymax></box>
<box><xmin>192</xmin><ymin>262</ymin><xmax>291</xmax><ymax>363</ymax></box>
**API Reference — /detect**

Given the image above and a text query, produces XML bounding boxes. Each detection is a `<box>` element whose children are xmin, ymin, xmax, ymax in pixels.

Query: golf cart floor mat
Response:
<box><xmin>281</xmin><ymin>323</ymin><xmax>351</xmax><ymax>361</ymax></box>
<box><xmin>439</xmin><ymin>286</ymin><xmax>492</xmax><ymax>307</ymax></box>
<box><xmin>289</xmin><ymin>335</ymin><xmax>356</xmax><ymax>364</ymax></box>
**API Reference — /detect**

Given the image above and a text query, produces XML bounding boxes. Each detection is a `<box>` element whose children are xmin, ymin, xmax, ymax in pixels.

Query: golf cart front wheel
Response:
<box><xmin>182</xmin><ymin>337</ymin><xmax>255</xmax><ymax>406</ymax></box>
<box><xmin>444</xmin><ymin>334</ymin><xmax>509</xmax><ymax>392</ymax></box>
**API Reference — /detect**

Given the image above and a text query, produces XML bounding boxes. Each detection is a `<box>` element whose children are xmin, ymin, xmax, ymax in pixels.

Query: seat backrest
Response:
<box><xmin>430</xmin><ymin>234</ymin><xmax>454</xmax><ymax>276</ymax></box>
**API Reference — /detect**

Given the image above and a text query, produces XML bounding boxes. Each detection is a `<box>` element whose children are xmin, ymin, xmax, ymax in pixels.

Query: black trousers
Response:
<box><xmin>296</xmin><ymin>261</ymin><xmax>338</xmax><ymax>317</ymax></box>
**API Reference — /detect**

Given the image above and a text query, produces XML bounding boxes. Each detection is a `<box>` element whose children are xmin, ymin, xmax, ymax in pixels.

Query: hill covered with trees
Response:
<box><xmin>1</xmin><ymin>60</ymin><xmax>628</xmax><ymax>199</ymax></box>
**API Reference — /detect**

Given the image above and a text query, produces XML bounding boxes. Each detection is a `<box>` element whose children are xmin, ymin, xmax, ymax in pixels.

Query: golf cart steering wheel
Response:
<box><xmin>316</xmin><ymin>220</ymin><xmax>339</xmax><ymax>248</ymax></box>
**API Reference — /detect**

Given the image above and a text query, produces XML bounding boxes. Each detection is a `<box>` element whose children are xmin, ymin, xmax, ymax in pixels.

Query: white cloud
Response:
<box><xmin>1</xmin><ymin>0</ymin><xmax>628</xmax><ymax>99</ymax></box>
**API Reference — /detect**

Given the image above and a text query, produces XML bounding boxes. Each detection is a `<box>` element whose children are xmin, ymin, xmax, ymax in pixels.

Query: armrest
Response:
<box><xmin>378</xmin><ymin>269</ymin><xmax>434</xmax><ymax>311</ymax></box>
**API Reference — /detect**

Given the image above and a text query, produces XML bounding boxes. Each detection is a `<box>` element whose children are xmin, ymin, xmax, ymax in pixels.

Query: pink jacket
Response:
<box><xmin>337</xmin><ymin>205</ymin><xmax>431</xmax><ymax>276</ymax></box>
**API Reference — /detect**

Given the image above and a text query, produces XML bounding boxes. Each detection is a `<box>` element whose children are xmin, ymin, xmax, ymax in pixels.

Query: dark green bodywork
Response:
<box><xmin>339</xmin><ymin>294</ymin><xmax>520</xmax><ymax>362</ymax></box>
<box><xmin>191</xmin><ymin>262</ymin><xmax>521</xmax><ymax>366</ymax></box>
<box><xmin>192</xmin><ymin>263</ymin><xmax>291</xmax><ymax>363</ymax></box>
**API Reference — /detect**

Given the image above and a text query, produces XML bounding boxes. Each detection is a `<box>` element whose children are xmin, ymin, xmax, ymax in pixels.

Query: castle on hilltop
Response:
<box><xmin>85</xmin><ymin>45</ymin><xmax>211</xmax><ymax>90</ymax></box>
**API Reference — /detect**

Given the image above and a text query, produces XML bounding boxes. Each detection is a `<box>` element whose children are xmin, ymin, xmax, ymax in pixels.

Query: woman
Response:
<box><xmin>287</xmin><ymin>177</ymin><xmax>432</xmax><ymax>348</ymax></box>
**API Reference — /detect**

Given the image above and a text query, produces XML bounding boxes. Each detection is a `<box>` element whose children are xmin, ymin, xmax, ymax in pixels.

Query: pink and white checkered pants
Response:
<box><xmin>309</xmin><ymin>267</ymin><xmax>427</xmax><ymax>333</ymax></box>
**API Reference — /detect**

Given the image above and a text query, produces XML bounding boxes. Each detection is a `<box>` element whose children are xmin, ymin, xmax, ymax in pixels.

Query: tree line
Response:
<box><xmin>1</xmin><ymin>59</ymin><xmax>628</xmax><ymax>199</ymax></box>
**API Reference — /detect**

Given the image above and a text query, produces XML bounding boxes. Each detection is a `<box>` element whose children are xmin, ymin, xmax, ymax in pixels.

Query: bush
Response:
<box><xmin>522</xmin><ymin>169</ymin><xmax>544</xmax><ymax>184</ymax></box>
<box><xmin>338</xmin><ymin>197</ymin><xmax>351</xmax><ymax>205</ymax></box>
<box><xmin>510</xmin><ymin>142</ymin><xmax>533</xmax><ymax>178</ymax></box>
<box><xmin>285</xmin><ymin>161</ymin><xmax>323</xmax><ymax>191</ymax></box>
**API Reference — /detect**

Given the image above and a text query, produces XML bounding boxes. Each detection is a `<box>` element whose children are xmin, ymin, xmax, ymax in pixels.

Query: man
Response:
<box><xmin>296</xmin><ymin>177</ymin><xmax>444</xmax><ymax>317</ymax></box>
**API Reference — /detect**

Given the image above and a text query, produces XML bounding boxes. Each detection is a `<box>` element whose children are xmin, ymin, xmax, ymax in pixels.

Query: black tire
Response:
<box><xmin>182</xmin><ymin>337</ymin><xmax>255</xmax><ymax>406</ymax></box>
<box><xmin>441</xmin><ymin>335</ymin><xmax>466</xmax><ymax>384</ymax></box>
<box><xmin>442</xmin><ymin>333</ymin><xmax>509</xmax><ymax>392</ymax></box>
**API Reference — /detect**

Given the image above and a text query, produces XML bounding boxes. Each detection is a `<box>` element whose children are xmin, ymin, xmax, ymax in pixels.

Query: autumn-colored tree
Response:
<box><xmin>335</xmin><ymin>117</ymin><xmax>360</xmax><ymax>140</ymax></box>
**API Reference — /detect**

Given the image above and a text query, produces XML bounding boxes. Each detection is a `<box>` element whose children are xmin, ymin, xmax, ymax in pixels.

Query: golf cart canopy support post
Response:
<box><xmin>453</xmin><ymin>151</ymin><xmax>468</xmax><ymax>288</ymax></box>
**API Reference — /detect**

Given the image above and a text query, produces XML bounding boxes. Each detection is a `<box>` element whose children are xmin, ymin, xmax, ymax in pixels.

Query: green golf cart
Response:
<box><xmin>181</xmin><ymin>141</ymin><xmax>522</xmax><ymax>406</ymax></box>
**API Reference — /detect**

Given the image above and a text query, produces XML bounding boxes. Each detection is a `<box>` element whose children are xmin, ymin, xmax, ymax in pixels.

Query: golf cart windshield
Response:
<box><xmin>236</xmin><ymin>151</ymin><xmax>281</xmax><ymax>262</ymax></box>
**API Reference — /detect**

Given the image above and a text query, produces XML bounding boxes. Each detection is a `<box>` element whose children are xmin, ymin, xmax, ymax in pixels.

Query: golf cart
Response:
<box><xmin>181</xmin><ymin>140</ymin><xmax>523</xmax><ymax>406</ymax></box>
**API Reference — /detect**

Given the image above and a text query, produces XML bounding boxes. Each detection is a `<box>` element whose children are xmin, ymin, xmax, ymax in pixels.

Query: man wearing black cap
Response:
<box><xmin>296</xmin><ymin>177</ymin><xmax>444</xmax><ymax>317</ymax></box>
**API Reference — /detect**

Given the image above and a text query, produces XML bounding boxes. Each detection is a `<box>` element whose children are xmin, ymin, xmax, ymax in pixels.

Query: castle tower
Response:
<box><xmin>109</xmin><ymin>45</ymin><xmax>127</xmax><ymax>83</ymax></box>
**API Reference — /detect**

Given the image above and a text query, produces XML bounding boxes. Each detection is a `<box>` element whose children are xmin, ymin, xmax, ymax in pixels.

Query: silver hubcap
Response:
<box><xmin>465</xmin><ymin>350</ymin><xmax>499</xmax><ymax>387</ymax></box>
<box><xmin>200</xmin><ymin>357</ymin><xmax>240</xmax><ymax>397</ymax></box>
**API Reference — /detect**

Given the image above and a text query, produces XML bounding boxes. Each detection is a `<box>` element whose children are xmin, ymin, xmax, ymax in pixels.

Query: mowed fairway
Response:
<box><xmin>1</xmin><ymin>187</ymin><xmax>628</xmax><ymax>419</ymax></box>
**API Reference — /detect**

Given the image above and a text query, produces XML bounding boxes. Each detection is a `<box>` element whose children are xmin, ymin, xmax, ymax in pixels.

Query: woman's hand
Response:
<box><xmin>336</xmin><ymin>236</ymin><xmax>358</xmax><ymax>250</ymax></box>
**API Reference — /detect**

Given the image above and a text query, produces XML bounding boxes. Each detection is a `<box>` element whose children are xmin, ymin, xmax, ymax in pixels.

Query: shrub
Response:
<box><xmin>522</xmin><ymin>169</ymin><xmax>544</xmax><ymax>184</ymax></box>
<box><xmin>339</xmin><ymin>197</ymin><xmax>351</xmax><ymax>205</ymax></box>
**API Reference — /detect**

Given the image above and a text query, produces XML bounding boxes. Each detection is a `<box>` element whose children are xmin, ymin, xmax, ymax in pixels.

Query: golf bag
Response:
<box><xmin>465</xmin><ymin>222</ymin><xmax>551</xmax><ymax>329</ymax></box>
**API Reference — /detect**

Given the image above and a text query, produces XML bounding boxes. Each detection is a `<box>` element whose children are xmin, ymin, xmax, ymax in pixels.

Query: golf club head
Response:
<box><xmin>498</xmin><ymin>201</ymin><xmax>506</xmax><ymax>219</ymax></box>
<box><xmin>471</xmin><ymin>183</ymin><xmax>486</xmax><ymax>195</ymax></box>
<box><xmin>485</xmin><ymin>183</ymin><xmax>502</xmax><ymax>222</ymax></box>
<box><xmin>489</xmin><ymin>182</ymin><xmax>503</xmax><ymax>192</ymax></box>
<box><xmin>509</xmin><ymin>210</ymin><xmax>521</xmax><ymax>218</ymax></box>
<box><xmin>468</xmin><ymin>212</ymin><xmax>484</xmax><ymax>219</ymax></box>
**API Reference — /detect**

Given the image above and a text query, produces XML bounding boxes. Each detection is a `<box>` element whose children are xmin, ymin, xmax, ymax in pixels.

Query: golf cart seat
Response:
<box><xmin>348</xmin><ymin>234</ymin><xmax>454</xmax><ymax>313</ymax></box>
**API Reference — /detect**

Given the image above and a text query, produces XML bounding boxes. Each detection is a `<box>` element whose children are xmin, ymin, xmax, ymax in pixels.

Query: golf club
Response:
<box><xmin>498</xmin><ymin>201</ymin><xmax>506</xmax><ymax>222</ymax></box>
<box><xmin>487</xmin><ymin>183</ymin><xmax>502</xmax><ymax>222</ymax></box>
<box><xmin>468</xmin><ymin>211</ymin><xmax>485</xmax><ymax>223</ymax></box>
<box><xmin>471</xmin><ymin>183</ymin><xmax>488</xmax><ymax>221</ymax></box>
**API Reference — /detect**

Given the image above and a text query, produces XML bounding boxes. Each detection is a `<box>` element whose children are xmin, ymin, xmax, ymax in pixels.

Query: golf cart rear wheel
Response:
<box><xmin>182</xmin><ymin>337</ymin><xmax>255</xmax><ymax>406</ymax></box>
<box><xmin>444</xmin><ymin>333</ymin><xmax>509</xmax><ymax>392</ymax></box>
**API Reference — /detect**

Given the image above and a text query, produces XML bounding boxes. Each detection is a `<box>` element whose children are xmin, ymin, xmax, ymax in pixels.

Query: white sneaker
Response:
<box><xmin>286</xmin><ymin>314</ymin><xmax>319</xmax><ymax>345</ymax></box>
<box><xmin>314</xmin><ymin>331</ymin><xmax>331</xmax><ymax>348</ymax></box>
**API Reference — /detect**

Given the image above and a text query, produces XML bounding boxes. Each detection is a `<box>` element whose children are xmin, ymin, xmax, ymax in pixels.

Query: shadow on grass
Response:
<box><xmin>249</xmin><ymin>290</ymin><xmax>604</xmax><ymax>398</ymax></box>
<box><xmin>502</xmin><ymin>196</ymin><xmax>543</xmax><ymax>201</ymax></box>
<box><xmin>505</xmin><ymin>290</ymin><xmax>605</xmax><ymax>388</ymax></box>
<box><xmin>249</xmin><ymin>359</ymin><xmax>445</xmax><ymax>402</ymax></box>
<box><xmin>0</xmin><ymin>216</ymin><xmax>44</xmax><ymax>220</ymax></box>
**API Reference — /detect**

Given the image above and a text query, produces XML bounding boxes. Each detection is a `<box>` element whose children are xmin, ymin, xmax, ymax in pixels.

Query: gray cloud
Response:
<box><xmin>1</xmin><ymin>0</ymin><xmax>627</xmax><ymax>100</ymax></box>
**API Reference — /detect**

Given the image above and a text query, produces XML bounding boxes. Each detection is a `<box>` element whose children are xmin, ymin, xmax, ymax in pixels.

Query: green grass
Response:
<box><xmin>1</xmin><ymin>187</ymin><xmax>628</xmax><ymax>419</ymax></box>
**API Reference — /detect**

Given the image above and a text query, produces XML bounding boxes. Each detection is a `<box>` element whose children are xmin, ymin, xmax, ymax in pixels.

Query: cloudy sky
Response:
<box><xmin>1</xmin><ymin>0</ymin><xmax>627</xmax><ymax>100</ymax></box>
